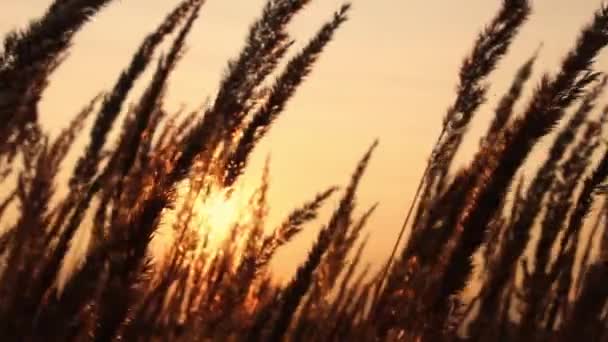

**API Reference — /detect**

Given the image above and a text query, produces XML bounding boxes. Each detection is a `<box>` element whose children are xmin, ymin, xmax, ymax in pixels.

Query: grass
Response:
<box><xmin>2</xmin><ymin>0</ymin><xmax>608</xmax><ymax>341</ymax></box>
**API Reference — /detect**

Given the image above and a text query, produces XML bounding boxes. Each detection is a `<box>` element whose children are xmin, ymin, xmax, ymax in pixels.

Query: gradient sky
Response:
<box><xmin>2</xmin><ymin>0</ymin><xmax>608</xmax><ymax>278</ymax></box>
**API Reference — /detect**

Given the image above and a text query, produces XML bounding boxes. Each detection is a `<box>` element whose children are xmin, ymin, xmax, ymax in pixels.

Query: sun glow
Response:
<box><xmin>153</xmin><ymin>176</ymin><xmax>260</xmax><ymax>261</ymax></box>
<box><xmin>200</xmin><ymin>189</ymin><xmax>243</xmax><ymax>235</ymax></box>
<box><xmin>191</xmin><ymin>184</ymin><xmax>256</xmax><ymax>244</ymax></box>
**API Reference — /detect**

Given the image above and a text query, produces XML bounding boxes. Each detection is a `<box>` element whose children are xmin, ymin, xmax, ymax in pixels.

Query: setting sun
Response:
<box><xmin>190</xmin><ymin>182</ymin><xmax>257</xmax><ymax>246</ymax></box>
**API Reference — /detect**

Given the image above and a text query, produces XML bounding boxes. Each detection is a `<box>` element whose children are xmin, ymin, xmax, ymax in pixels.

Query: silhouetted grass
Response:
<box><xmin>3</xmin><ymin>0</ymin><xmax>608</xmax><ymax>341</ymax></box>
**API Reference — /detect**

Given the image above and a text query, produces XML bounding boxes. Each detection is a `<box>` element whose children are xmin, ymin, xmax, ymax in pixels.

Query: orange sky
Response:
<box><xmin>2</xmin><ymin>0</ymin><xmax>608</xmax><ymax>278</ymax></box>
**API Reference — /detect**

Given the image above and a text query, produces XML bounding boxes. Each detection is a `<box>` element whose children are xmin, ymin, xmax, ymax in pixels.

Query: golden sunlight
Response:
<box><xmin>152</xmin><ymin>176</ymin><xmax>259</xmax><ymax>261</ymax></box>
<box><xmin>191</xmin><ymin>184</ymin><xmax>256</xmax><ymax>245</ymax></box>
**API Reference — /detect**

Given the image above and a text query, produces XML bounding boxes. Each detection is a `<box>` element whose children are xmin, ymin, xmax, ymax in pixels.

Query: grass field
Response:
<box><xmin>2</xmin><ymin>0</ymin><xmax>608</xmax><ymax>341</ymax></box>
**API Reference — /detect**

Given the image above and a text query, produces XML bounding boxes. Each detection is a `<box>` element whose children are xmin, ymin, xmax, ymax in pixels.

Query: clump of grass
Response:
<box><xmin>4</xmin><ymin>0</ymin><xmax>608</xmax><ymax>341</ymax></box>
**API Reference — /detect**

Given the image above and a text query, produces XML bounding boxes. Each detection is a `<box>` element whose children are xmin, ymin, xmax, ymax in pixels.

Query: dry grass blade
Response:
<box><xmin>257</xmin><ymin>186</ymin><xmax>338</xmax><ymax>271</ymax></box>
<box><xmin>267</xmin><ymin>140</ymin><xmax>376</xmax><ymax>342</ymax></box>
<box><xmin>0</xmin><ymin>0</ymin><xmax>114</xmax><ymax>159</ymax></box>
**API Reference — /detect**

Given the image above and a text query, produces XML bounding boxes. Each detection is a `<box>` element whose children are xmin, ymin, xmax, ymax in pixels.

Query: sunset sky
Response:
<box><xmin>2</xmin><ymin>0</ymin><xmax>608</xmax><ymax>278</ymax></box>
